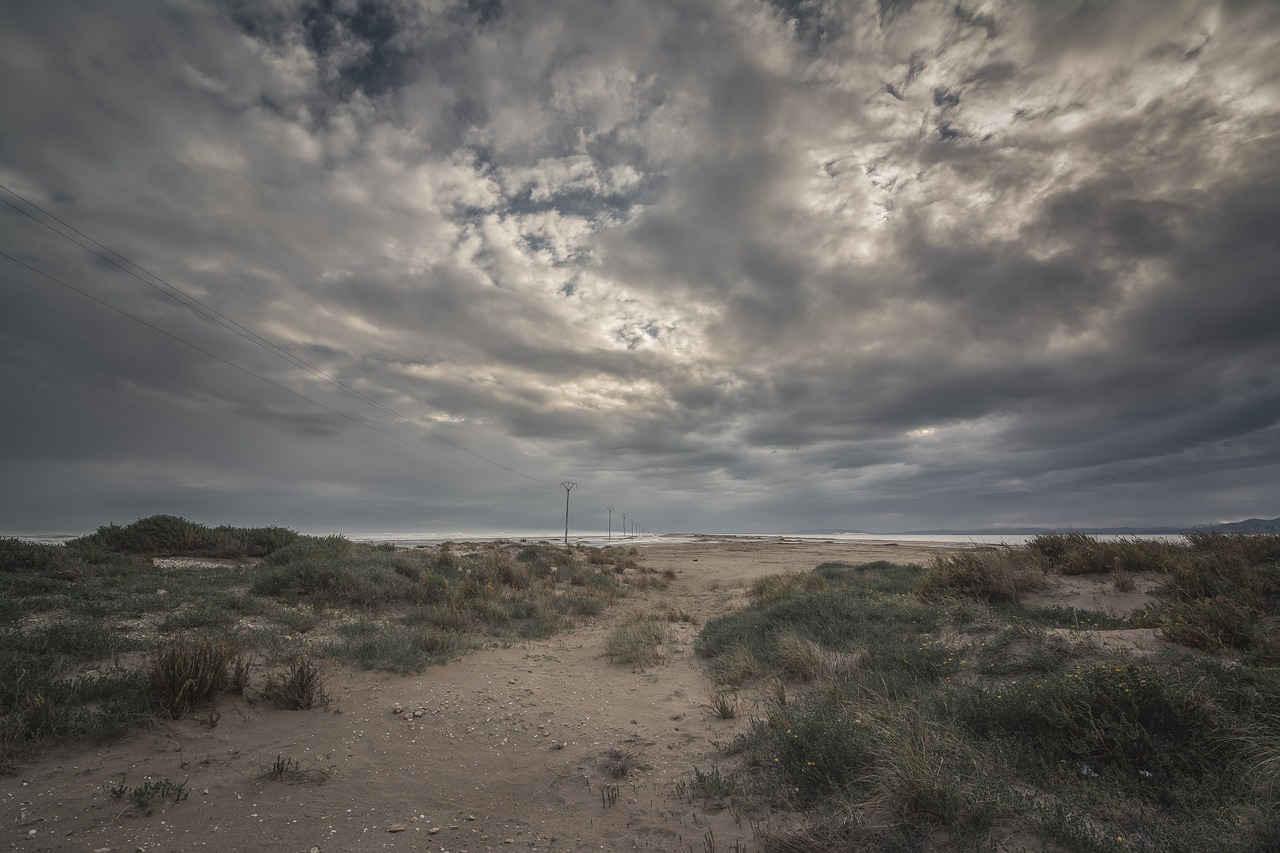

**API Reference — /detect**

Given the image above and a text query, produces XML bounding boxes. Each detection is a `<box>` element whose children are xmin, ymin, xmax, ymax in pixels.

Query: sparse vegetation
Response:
<box><xmin>690</xmin><ymin>535</ymin><xmax>1280</xmax><ymax>851</ymax></box>
<box><xmin>705</xmin><ymin>690</ymin><xmax>739</xmax><ymax>719</ymax></box>
<box><xmin>600</xmin><ymin>744</ymin><xmax>641</xmax><ymax>778</ymax></box>
<box><xmin>255</xmin><ymin>753</ymin><xmax>331</xmax><ymax>785</ymax></box>
<box><xmin>0</xmin><ymin>515</ymin><xmax>644</xmax><ymax>770</ymax></box>
<box><xmin>108</xmin><ymin>776</ymin><xmax>189</xmax><ymax>815</ymax></box>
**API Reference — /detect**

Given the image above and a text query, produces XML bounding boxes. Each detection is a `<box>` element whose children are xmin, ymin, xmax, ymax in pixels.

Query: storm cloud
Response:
<box><xmin>2</xmin><ymin>0</ymin><xmax>1277</xmax><ymax>535</ymax></box>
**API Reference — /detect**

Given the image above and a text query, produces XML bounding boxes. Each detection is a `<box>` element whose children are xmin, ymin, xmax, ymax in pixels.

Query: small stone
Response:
<box><xmin>386</xmin><ymin>823</ymin><xmax>407</xmax><ymax>833</ymax></box>
<box><xmin>402</xmin><ymin>711</ymin><xmax>413</xmax><ymax>720</ymax></box>
<box><xmin>412</xmin><ymin>709</ymin><xmax>423</xmax><ymax>718</ymax></box>
<box><xmin>467</xmin><ymin>814</ymin><xmax>477</xmax><ymax>821</ymax></box>
<box><xmin>392</xmin><ymin>703</ymin><xmax>404</xmax><ymax>714</ymax></box>
<box><xmin>429</xmin><ymin>826</ymin><xmax>442</xmax><ymax>834</ymax></box>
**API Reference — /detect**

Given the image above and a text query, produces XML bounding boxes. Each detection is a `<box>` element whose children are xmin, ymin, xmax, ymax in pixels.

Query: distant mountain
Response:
<box><xmin>1210</xmin><ymin>517</ymin><xmax>1280</xmax><ymax>533</ymax></box>
<box><xmin>891</xmin><ymin>526</ymin><xmax>1189</xmax><ymax>536</ymax></box>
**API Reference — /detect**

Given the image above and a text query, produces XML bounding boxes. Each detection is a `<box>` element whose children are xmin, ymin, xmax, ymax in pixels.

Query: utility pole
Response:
<box><xmin>622</xmin><ymin>514</ymin><xmax>626</xmax><ymax>540</ymax></box>
<box><xmin>606</xmin><ymin>506</ymin><xmax>614</xmax><ymax>540</ymax></box>
<box><xmin>560</xmin><ymin>482</ymin><xmax>576</xmax><ymax>547</ymax></box>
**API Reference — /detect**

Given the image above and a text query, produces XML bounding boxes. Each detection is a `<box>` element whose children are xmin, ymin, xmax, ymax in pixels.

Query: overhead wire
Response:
<box><xmin>0</xmin><ymin>182</ymin><xmax>553</xmax><ymax>486</ymax></box>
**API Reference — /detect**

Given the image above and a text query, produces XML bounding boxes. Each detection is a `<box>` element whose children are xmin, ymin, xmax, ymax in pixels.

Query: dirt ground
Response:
<box><xmin>3</xmin><ymin>535</ymin><xmax>1147</xmax><ymax>853</ymax></box>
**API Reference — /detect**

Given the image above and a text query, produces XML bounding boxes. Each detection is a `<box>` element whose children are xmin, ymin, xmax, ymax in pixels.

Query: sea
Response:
<box><xmin>4</xmin><ymin>529</ymin><xmax>1188</xmax><ymax>549</ymax></box>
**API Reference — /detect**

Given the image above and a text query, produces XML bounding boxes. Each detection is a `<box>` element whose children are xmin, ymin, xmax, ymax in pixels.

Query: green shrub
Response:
<box><xmin>69</xmin><ymin>515</ymin><xmax>206</xmax><ymax>554</ymax></box>
<box><xmin>739</xmin><ymin>683</ymin><xmax>875</xmax><ymax>802</ymax></box>
<box><xmin>404</xmin><ymin>603</ymin><xmax>474</xmax><ymax>632</ymax></box>
<box><xmin>814</xmin><ymin>560</ymin><xmax>924</xmax><ymax>595</ymax></box>
<box><xmin>67</xmin><ymin>515</ymin><xmax>301</xmax><ymax>557</ymax></box>
<box><xmin>515</xmin><ymin>600</ymin><xmax>567</xmax><ymax>639</ymax></box>
<box><xmin>950</xmin><ymin>661</ymin><xmax>1226</xmax><ymax>801</ymax></box>
<box><xmin>0</xmin><ymin>539</ymin><xmax>74</xmax><ymax>574</ymax></box>
<box><xmin>697</xmin><ymin>587</ymin><xmax>946</xmax><ymax>674</ymax></box>
<box><xmin>562</xmin><ymin>594</ymin><xmax>605</xmax><ymax>616</ymax></box>
<box><xmin>976</xmin><ymin>624</ymin><xmax>1072</xmax><ymax>676</ymax></box>
<box><xmin>260</xmin><ymin>535</ymin><xmax>353</xmax><ymax>567</ymax></box>
<box><xmin>1156</xmin><ymin>596</ymin><xmax>1262</xmax><ymax>652</ymax></box>
<box><xmin>251</xmin><ymin>555</ymin><xmax>431</xmax><ymax>607</ymax></box>
<box><xmin>325</xmin><ymin>621</ymin><xmax>460</xmax><ymax>673</ymax></box>
<box><xmin>475</xmin><ymin>551</ymin><xmax>533</xmax><ymax>589</ymax></box>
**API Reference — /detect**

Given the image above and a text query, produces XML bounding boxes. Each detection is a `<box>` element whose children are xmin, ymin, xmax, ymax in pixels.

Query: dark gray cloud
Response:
<box><xmin>1</xmin><ymin>0</ymin><xmax>1277</xmax><ymax>536</ymax></box>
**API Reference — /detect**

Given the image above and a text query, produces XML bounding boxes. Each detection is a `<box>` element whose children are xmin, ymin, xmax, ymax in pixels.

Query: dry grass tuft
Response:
<box><xmin>917</xmin><ymin>549</ymin><xmax>1046</xmax><ymax>604</ymax></box>
<box><xmin>147</xmin><ymin>634</ymin><xmax>235</xmax><ymax>718</ymax></box>
<box><xmin>604</xmin><ymin>613</ymin><xmax>668</xmax><ymax>667</ymax></box>
<box><xmin>710</xmin><ymin>641</ymin><xmax>767</xmax><ymax>686</ymax></box>
<box><xmin>262</xmin><ymin>655</ymin><xmax>329</xmax><ymax>710</ymax></box>
<box><xmin>777</xmin><ymin>633</ymin><xmax>824</xmax><ymax>682</ymax></box>
<box><xmin>750</xmin><ymin>571</ymin><xmax>825</xmax><ymax>606</ymax></box>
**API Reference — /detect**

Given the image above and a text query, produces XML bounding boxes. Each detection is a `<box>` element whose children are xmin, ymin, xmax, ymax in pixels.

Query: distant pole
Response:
<box><xmin>606</xmin><ymin>506</ymin><xmax>614</xmax><ymax>540</ymax></box>
<box><xmin>622</xmin><ymin>514</ymin><xmax>626</xmax><ymax>540</ymax></box>
<box><xmin>560</xmin><ymin>482</ymin><xmax>577</xmax><ymax>546</ymax></box>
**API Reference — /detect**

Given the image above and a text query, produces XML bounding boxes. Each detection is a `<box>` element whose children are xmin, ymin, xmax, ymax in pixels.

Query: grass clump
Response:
<box><xmin>147</xmin><ymin>634</ymin><xmax>237</xmax><ymax>718</ymax></box>
<box><xmin>262</xmin><ymin>655</ymin><xmax>329</xmax><ymax>710</ymax></box>
<box><xmin>918</xmin><ymin>549</ymin><xmax>1046</xmax><ymax>603</ymax></box>
<box><xmin>108</xmin><ymin>776</ymin><xmax>189</xmax><ymax>814</ymax></box>
<box><xmin>1030</xmin><ymin>532</ymin><xmax>1185</xmax><ymax>575</ymax></box>
<box><xmin>605</xmin><ymin>613</ymin><xmax>668</xmax><ymax>667</ymax></box>
<box><xmin>256</xmin><ymin>753</ymin><xmax>330</xmax><ymax>785</ymax></box>
<box><xmin>705</xmin><ymin>690</ymin><xmax>740</xmax><ymax>719</ymax></box>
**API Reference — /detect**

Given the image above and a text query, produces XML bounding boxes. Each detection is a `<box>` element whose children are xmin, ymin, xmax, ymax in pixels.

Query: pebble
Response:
<box><xmin>386</xmin><ymin>824</ymin><xmax>406</xmax><ymax>833</ymax></box>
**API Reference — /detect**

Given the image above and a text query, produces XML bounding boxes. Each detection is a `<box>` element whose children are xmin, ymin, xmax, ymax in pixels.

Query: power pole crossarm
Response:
<box><xmin>560</xmin><ymin>482</ymin><xmax>577</xmax><ymax>547</ymax></box>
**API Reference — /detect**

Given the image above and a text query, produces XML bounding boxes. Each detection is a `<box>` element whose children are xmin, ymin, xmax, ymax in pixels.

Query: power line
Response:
<box><xmin>0</xmin><ymin>182</ymin><xmax>551</xmax><ymax>486</ymax></box>
<box><xmin>0</xmin><ymin>248</ymin><xmax>538</xmax><ymax>485</ymax></box>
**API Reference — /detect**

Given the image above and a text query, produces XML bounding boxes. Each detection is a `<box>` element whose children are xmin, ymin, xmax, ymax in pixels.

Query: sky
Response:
<box><xmin>2</xmin><ymin>0</ymin><xmax>1278</xmax><ymax>537</ymax></box>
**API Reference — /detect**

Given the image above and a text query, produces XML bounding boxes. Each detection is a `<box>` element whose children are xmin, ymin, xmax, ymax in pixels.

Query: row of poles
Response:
<box><xmin>561</xmin><ymin>482</ymin><xmax>650</xmax><ymax>546</ymax></box>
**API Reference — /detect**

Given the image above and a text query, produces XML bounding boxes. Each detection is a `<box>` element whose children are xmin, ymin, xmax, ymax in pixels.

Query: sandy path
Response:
<box><xmin>3</xmin><ymin>537</ymin><xmax>966</xmax><ymax>853</ymax></box>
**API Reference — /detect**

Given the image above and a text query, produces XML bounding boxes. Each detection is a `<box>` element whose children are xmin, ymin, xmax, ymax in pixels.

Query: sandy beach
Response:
<box><xmin>1</xmin><ymin>536</ymin><xmax>1002</xmax><ymax>852</ymax></box>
